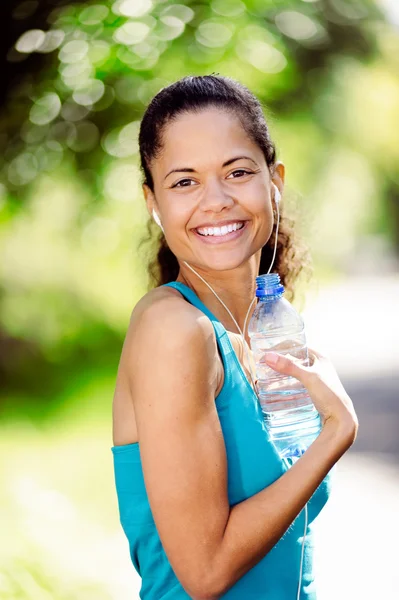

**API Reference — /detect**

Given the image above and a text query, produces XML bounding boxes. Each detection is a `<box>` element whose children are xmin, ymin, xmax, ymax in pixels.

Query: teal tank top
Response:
<box><xmin>112</xmin><ymin>281</ymin><xmax>333</xmax><ymax>599</ymax></box>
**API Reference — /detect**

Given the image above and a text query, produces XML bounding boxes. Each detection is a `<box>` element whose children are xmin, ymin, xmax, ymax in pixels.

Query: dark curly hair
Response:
<box><xmin>138</xmin><ymin>74</ymin><xmax>312</xmax><ymax>304</ymax></box>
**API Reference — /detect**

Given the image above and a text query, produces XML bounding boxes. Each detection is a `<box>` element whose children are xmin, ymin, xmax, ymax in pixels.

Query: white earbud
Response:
<box><xmin>273</xmin><ymin>183</ymin><xmax>281</xmax><ymax>205</ymax></box>
<box><xmin>152</xmin><ymin>209</ymin><xmax>164</xmax><ymax>232</ymax></box>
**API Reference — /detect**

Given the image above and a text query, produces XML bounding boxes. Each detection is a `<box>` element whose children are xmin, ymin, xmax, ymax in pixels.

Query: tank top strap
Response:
<box><xmin>162</xmin><ymin>281</ymin><xmax>233</xmax><ymax>357</ymax></box>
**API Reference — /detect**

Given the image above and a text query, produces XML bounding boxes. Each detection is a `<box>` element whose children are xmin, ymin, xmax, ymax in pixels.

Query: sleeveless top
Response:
<box><xmin>111</xmin><ymin>281</ymin><xmax>333</xmax><ymax>599</ymax></box>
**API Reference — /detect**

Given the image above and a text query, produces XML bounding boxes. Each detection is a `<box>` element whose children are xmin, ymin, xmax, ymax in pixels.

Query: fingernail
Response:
<box><xmin>264</xmin><ymin>351</ymin><xmax>279</xmax><ymax>365</ymax></box>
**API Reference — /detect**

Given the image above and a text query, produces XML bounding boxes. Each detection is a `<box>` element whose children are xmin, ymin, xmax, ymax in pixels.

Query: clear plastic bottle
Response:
<box><xmin>248</xmin><ymin>273</ymin><xmax>321</xmax><ymax>459</ymax></box>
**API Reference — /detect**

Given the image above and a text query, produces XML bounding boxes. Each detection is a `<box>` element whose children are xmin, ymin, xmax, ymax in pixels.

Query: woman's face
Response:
<box><xmin>144</xmin><ymin>106</ymin><xmax>284</xmax><ymax>273</ymax></box>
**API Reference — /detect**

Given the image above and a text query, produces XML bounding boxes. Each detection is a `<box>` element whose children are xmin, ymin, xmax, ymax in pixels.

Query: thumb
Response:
<box><xmin>263</xmin><ymin>351</ymin><xmax>307</xmax><ymax>381</ymax></box>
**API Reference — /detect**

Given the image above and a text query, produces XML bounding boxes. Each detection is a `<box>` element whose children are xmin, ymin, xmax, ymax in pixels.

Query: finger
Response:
<box><xmin>306</xmin><ymin>350</ymin><xmax>317</xmax><ymax>367</ymax></box>
<box><xmin>264</xmin><ymin>351</ymin><xmax>307</xmax><ymax>381</ymax></box>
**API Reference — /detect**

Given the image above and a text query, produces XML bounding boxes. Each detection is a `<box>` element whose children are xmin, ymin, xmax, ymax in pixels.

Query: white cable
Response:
<box><xmin>184</xmin><ymin>260</ymin><xmax>259</xmax><ymax>393</ymax></box>
<box><xmin>296</xmin><ymin>503</ymin><xmax>308</xmax><ymax>600</ymax></box>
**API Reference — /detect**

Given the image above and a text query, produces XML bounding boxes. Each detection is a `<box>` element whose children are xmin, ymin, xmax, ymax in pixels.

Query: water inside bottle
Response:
<box><xmin>251</xmin><ymin>335</ymin><xmax>321</xmax><ymax>458</ymax></box>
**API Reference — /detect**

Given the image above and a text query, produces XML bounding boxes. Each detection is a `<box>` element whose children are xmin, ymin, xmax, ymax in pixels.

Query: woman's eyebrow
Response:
<box><xmin>164</xmin><ymin>156</ymin><xmax>257</xmax><ymax>181</ymax></box>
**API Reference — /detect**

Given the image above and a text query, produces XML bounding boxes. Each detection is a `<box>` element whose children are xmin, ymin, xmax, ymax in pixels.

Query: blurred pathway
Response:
<box><xmin>303</xmin><ymin>273</ymin><xmax>399</xmax><ymax>599</ymax></box>
<box><xmin>303</xmin><ymin>273</ymin><xmax>399</xmax><ymax>457</ymax></box>
<box><xmin>302</xmin><ymin>273</ymin><xmax>399</xmax><ymax>380</ymax></box>
<box><xmin>314</xmin><ymin>452</ymin><xmax>399</xmax><ymax>599</ymax></box>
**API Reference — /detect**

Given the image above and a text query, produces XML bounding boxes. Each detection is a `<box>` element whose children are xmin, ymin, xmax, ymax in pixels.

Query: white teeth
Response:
<box><xmin>196</xmin><ymin>221</ymin><xmax>244</xmax><ymax>236</ymax></box>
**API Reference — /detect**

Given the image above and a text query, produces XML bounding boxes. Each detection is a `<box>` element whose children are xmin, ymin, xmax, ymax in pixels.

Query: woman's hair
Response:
<box><xmin>138</xmin><ymin>74</ymin><xmax>312</xmax><ymax>304</ymax></box>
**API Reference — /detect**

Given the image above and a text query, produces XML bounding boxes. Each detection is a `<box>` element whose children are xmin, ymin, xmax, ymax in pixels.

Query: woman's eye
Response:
<box><xmin>230</xmin><ymin>169</ymin><xmax>252</xmax><ymax>178</ymax></box>
<box><xmin>172</xmin><ymin>170</ymin><xmax>252</xmax><ymax>188</ymax></box>
<box><xmin>172</xmin><ymin>179</ymin><xmax>194</xmax><ymax>188</ymax></box>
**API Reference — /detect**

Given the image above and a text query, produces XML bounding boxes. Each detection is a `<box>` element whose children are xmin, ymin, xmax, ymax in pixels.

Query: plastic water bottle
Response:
<box><xmin>248</xmin><ymin>273</ymin><xmax>321</xmax><ymax>459</ymax></box>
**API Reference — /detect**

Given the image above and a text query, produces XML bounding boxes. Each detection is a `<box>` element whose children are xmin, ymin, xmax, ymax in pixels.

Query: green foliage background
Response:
<box><xmin>0</xmin><ymin>1</ymin><xmax>398</xmax><ymax>597</ymax></box>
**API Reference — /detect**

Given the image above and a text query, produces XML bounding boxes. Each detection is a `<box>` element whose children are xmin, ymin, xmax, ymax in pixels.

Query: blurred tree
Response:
<box><xmin>0</xmin><ymin>0</ymin><xmax>382</xmax><ymax>200</ymax></box>
<box><xmin>0</xmin><ymin>1</ymin><xmax>83</xmax><ymax>107</ymax></box>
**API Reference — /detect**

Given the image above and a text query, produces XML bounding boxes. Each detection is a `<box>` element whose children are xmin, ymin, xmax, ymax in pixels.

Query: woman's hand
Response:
<box><xmin>263</xmin><ymin>347</ymin><xmax>358</xmax><ymax>444</ymax></box>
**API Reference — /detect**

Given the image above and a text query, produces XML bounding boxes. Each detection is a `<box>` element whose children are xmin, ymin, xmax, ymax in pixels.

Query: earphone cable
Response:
<box><xmin>296</xmin><ymin>502</ymin><xmax>308</xmax><ymax>600</ymax></box>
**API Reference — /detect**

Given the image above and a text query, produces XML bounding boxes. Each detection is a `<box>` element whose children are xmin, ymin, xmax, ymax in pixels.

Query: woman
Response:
<box><xmin>112</xmin><ymin>75</ymin><xmax>358</xmax><ymax>600</ymax></box>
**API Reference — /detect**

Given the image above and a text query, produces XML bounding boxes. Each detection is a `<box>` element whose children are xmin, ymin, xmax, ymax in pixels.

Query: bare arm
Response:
<box><xmin>126</xmin><ymin>296</ymin><xmax>357</xmax><ymax>600</ymax></box>
<box><xmin>209</xmin><ymin>420</ymin><xmax>351</xmax><ymax>594</ymax></box>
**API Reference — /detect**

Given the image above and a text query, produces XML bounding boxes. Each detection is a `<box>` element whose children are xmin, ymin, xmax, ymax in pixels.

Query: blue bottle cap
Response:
<box><xmin>256</xmin><ymin>273</ymin><xmax>285</xmax><ymax>298</ymax></box>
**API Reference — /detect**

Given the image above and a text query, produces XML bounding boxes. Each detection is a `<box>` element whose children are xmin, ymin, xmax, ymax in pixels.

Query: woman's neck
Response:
<box><xmin>175</xmin><ymin>258</ymin><xmax>260</xmax><ymax>340</ymax></box>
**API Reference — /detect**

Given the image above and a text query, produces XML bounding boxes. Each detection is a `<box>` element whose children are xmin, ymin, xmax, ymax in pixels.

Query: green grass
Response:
<box><xmin>0</xmin><ymin>379</ymin><xmax>137</xmax><ymax>599</ymax></box>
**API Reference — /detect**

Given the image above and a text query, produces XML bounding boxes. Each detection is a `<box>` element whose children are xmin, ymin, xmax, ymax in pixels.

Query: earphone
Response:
<box><xmin>151</xmin><ymin>183</ymin><xmax>307</xmax><ymax>599</ymax></box>
<box><xmin>273</xmin><ymin>183</ymin><xmax>281</xmax><ymax>205</ymax></box>
<box><xmin>151</xmin><ymin>184</ymin><xmax>281</xmax><ymax>232</ymax></box>
<box><xmin>152</xmin><ymin>208</ymin><xmax>164</xmax><ymax>231</ymax></box>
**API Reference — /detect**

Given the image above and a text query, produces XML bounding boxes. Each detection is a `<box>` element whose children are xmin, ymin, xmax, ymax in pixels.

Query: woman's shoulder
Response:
<box><xmin>127</xmin><ymin>285</ymin><xmax>216</xmax><ymax>352</ymax></box>
<box><xmin>114</xmin><ymin>286</ymin><xmax>222</xmax><ymax>447</ymax></box>
<box><xmin>119</xmin><ymin>285</ymin><xmax>222</xmax><ymax>401</ymax></box>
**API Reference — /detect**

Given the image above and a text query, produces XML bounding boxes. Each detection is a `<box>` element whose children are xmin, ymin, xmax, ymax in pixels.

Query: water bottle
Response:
<box><xmin>248</xmin><ymin>273</ymin><xmax>321</xmax><ymax>459</ymax></box>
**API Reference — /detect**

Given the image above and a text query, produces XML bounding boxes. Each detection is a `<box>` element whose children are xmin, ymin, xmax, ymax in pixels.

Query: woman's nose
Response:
<box><xmin>199</xmin><ymin>179</ymin><xmax>235</xmax><ymax>213</ymax></box>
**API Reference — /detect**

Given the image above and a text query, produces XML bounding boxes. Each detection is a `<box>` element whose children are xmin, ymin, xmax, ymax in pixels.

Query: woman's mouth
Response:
<box><xmin>193</xmin><ymin>220</ymin><xmax>248</xmax><ymax>244</ymax></box>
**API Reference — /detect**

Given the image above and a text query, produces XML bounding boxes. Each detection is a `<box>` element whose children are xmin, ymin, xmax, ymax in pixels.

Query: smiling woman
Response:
<box><xmin>111</xmin><ymin>75</ymin><xmax>357</xmax><ymax>600</ymax></box>
<box><xmin>139</xmin><ymin>77</ymin><xmax>311</xmax><ymax>301</ymax></box>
